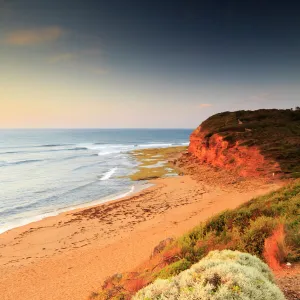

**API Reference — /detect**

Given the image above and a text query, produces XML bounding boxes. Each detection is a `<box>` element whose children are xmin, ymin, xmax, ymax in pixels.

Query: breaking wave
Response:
<box><xmin>99</xmin><ymin>167</ymin><xmax>117</xmax><ymax>181</ymax></box>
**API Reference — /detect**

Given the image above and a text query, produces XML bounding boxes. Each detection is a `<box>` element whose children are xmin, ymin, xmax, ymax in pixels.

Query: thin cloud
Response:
<box><xmin>5</xmin><ymin>27</ymin><xmax>64</xmax><ymax>46</ymax></box>
<box><xmin>48</xmin><ymin>53</ymin><xmax>77</xmax><ymax>64</ymax></box>
<box><xmin>199</xmin><ymin>103</ymin><xmax>212</xmax><ymax>108</ymax></box>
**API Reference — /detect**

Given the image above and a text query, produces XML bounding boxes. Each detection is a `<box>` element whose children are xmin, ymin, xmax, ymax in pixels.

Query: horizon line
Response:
<box><xmin>0</xmin><ymin>127</ymin><xmax>194</xmax><ymax>130</ymax></box>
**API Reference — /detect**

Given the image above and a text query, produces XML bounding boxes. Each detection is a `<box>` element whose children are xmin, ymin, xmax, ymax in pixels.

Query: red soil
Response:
<box><xmin>189</xmin><ymin>126</ymin><xmax>280</xmax><ymax>177</ymax></box>
<box><xmin>263</xmin><ymin>224</ymin><xmax>285</xmax><ymax>271</ymax></box>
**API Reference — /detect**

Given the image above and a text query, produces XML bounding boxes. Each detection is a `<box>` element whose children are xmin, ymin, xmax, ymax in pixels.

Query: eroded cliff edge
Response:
<box><xmin>187</xmin><ymin>109</ymin><xmax>300</xmax><ymax>178</ymax></box>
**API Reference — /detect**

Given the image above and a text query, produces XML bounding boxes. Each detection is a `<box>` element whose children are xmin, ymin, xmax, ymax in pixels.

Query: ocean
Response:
<box><xmin>0</xmin><ymin>129</ymin><xmax>191</xmax><ymax>234</ymax></box>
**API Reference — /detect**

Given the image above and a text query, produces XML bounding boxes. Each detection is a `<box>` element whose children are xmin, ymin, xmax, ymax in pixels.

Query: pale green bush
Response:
<box><xmin>133</xmin><ymin>250</ymin><xmax>285</xmax><ymax>300</ymax></box>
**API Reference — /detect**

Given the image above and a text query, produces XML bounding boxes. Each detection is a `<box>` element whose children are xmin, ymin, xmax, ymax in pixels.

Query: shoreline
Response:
<box><xmin>0</xmin><ymin>181</ymin><xmax>153</xmax><ymax>236</ymax></box>
<box><xmin>0</xmin><ymin>145</ymin><xmax>186</xmax><ymax>236</ymax></box>
<box><xmin>0</xmin><ymin>172</ymin><xmax>282</xmax><ymax>300</ymax></box>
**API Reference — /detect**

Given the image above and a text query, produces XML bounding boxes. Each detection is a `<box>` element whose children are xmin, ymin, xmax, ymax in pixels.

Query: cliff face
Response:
<box><xmin>189</xmin><ymin>127</ymin><xmax>277</xmax><ymax>177</ymax></box>
<box><xmin>188</xmin><ymin>109</ymin><xmax>300</xmax><ymax>178</ymax></box>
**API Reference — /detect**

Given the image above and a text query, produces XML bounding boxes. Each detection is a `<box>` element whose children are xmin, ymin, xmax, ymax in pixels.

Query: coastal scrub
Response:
<box><xmin>134</xmin><ymin>250</ymin><xmax>285</xmax><ymax>300</ymax></box>
<box><xmin>92</xmin><ymin>179</ymin><xmax>299</xmax><ymax>299</ymax></box>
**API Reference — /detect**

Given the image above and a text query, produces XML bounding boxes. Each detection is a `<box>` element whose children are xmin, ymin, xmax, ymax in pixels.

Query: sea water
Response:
<box><xmin>0</xmin><ymin>129</ymin><xmax>191</xmax><ymax>233</ymax></box>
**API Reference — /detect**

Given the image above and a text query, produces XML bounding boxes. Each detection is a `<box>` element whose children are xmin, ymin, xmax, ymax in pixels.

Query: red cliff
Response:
<box><xmin>189</xmin><ymin>125</ymin><xmax>278</xmax><ymax>177</ymax></box>
<box><xmin>187</xmin><ymin>109</ymin><xmax>300</xmax><ymax>178</ymax></box>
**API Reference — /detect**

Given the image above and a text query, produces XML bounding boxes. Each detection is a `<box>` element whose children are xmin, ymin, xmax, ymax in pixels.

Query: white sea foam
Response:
<box><xmin>140</xmin><ymin>161</ymin><xmax>166</xmax><ymax>168</ymax></box>
<box><xmin>138</xmin><ymin>143</ymin><xmax>173</xmax><ymax>148</ymax></box>
<box><xmin>79</xmin><ymin>142</ymin><xmax>188</xmax><ymax>156</ymax></box>
<box><xmin>117</xmin><ymin>185</ymin><xmax>135</xmax><ymax>198</ymax></box>
<box><xmin>99</xmin><ymin>167</ymin><xmax>117</xmax><ymax>180</ymax></box>
<box><xmin>78</xmin><ymin>143</ymin><xmax>134</xmax><ymax>151</ymax></box>
<box><xmin>98</xmin><ymin>151</ymin><xmax>117</xmax><ymax>156</ymax></box>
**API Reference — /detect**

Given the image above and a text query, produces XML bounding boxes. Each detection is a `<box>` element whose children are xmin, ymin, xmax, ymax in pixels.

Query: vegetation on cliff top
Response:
<box><xmin>134</xmin><ymin>250</ymin><xmax>285</xmax><ymax>300</ymax></box>
<box><xmin>90</xmin><ymin>179</ymin><xmax>300</xmax><ymax>299</ymax></box>
<box><xmin>195</xmin><ymin>109</ymin><xmax>300</xmax><ymax>178</ymax></box>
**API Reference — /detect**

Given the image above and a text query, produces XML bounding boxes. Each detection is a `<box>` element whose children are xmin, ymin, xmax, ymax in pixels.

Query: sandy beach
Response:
<box><xmin>0</xmin><ymin>172</ymin><xmax>281</xmax><ymax>300</ymax></box>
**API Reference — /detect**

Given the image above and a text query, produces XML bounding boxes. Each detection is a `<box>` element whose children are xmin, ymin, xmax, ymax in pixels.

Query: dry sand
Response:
<box><xmin>0</xmin><ymin>175</ymin><xmax>281</xmax><ymax>300</ymax></box>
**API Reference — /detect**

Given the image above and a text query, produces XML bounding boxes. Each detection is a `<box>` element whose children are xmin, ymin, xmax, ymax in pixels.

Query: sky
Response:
<box><xmin>0</xmin><ymin>0</ymin><xmax>299</xmax><ymax>128</ymax></box>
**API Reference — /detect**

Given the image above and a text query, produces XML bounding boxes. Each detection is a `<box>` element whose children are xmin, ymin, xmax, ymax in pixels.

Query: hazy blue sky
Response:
<box><xmin>1</xmin><ymin>0</ymin><xmax>299</xmax><ymax>128</ymax></box>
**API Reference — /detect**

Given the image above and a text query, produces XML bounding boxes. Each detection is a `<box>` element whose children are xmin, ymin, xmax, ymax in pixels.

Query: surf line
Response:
<box><xmin>99</xmin><ymin>167</ymin><xmax>117</xmax><ymax>181</ymax></box>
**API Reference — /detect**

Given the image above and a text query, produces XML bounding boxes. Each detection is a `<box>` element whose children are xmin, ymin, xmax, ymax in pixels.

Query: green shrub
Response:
<box><xmin>134</xmin><ymin>250</ymin><xmax>285</xmax><ymax>300</ymax></box>
<box><xmin>242</xmin><ymin>216</ymin><xmax>278</xmax><ymax>257</ymax></box>
<box><xmin>157</xmin><ymin>258</ymin><xmax>192</xmax><ymax>279</ymax></box>
<box><xmin>204</xmin><ymin>211</ymin><xmax>230</xmax><ymax>235</ymax></box>
<box><xmin>177</xmin><ymin>225</ymin><xmax>206</xmax><ymax>250</ymax></box>
<box><xmin>285</xmin><ymin>220</ymin><xmax>300</xmax><ymax>262</ymax></box>
<box><xmin>156</xmin><ymin>180</ymin><xmax>300</xmax><ymax>280</ymax></box>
